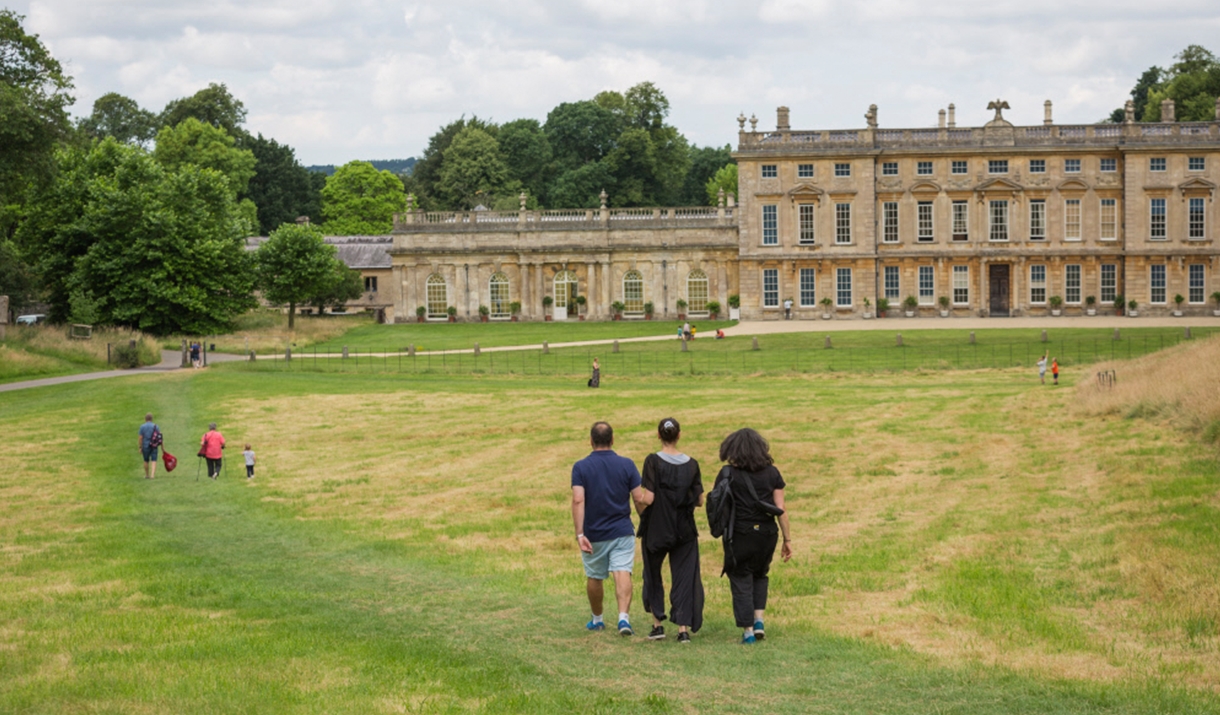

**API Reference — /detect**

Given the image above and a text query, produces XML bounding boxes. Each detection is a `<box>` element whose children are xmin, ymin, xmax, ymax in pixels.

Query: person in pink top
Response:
<box><xmin>200</xmin><ymin>422</ymin><xmax>226</xmax><ymax>479</ymax></box>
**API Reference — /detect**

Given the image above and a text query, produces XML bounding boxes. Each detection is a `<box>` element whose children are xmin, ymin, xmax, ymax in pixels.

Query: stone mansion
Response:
<box><xmin>379</xmin><ymin>97</ymin><xmax>1220</xmax><ymax>322</ymax></box>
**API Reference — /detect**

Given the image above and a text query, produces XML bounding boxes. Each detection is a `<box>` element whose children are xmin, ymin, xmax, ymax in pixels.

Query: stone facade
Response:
<box><xmin>385</xmin><ymin>100</ymin><xmax>1220</xmax><ymax>322</ymax></box>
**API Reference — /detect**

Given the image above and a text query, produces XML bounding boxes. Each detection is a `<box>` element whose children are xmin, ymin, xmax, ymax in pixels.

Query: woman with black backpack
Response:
<box><xmin>711</xmin><ymin>428</ymin><xmax>792</xmax><ymax>644</ymax></box>
<box><xmin>635</xmin><ymin>417</ymin><xmax>704</xmax><ymax>643</ymax></box>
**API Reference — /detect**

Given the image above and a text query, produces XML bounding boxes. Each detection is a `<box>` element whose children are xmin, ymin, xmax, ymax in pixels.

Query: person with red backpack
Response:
<box><xmin>200</xmin><ymin>423</ymin><xmax>226</xmax><ymax>479</ymax></box>
<box><xmin>138</xmin><ymin>413</ymin><xmax>162</xmax><ymax>479</ymax></box>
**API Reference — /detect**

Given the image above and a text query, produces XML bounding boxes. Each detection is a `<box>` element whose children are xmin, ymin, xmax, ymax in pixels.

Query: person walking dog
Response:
<box><xmin>200</xmin><ymin>423</ymin><xmax>226</xmax><ymax>479</ymax></box>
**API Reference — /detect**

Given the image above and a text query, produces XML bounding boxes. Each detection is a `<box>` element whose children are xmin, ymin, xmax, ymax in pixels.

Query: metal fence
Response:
<box><xmin>251</xmin><ymin>330</ymin><xmax>1216</xmax><ymax>377</ymax></box>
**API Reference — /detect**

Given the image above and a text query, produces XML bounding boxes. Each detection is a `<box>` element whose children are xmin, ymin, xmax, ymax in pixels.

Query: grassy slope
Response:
<box><xmin>0</xmin><ymin>326</ymin><xmax>162</xmax><ymax>384</ymax></box>
<box><xmin>2</xmin><ymin>368</ymin><xmax>1219</xmax><ymax>712</ymax></box>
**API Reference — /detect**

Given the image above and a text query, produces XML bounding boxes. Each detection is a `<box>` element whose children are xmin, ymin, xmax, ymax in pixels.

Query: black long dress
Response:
<box><xmin>638</xmin><ymin>453</ymin><xmax>704</xmax><ymax>631</ymax></box>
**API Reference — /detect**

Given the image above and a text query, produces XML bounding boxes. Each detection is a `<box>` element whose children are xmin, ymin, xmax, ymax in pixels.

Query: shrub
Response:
<box><xmin>112</xmin><ymin>341</ymin><xmax>143</xmax><ymax>368</ymax></box>
<box><xmin>727</xmin><ymin>294</ymin><xmax>740</xmax><ymax>309</ymax></box>
<box><xmin>705</xmin><ymin>300</ymin><xmax>720</xmax><ymax>315</ymax></box>
<box><xmin>509</xmin><ymin>301</ymin><xmax>521</xmax><ymax>315</ymax></box>
<box><xmin>938</xmin><ymin>295</ymin><xmax>950</xmax><ymax>309</ymax></box>
<box><xmin>478</xmin><ymin>305</ymin><xmax>489</xmax><ymax>316</ymax></box>
<box><xmin>416</xmin><ymin>306</ymin><xmax>426</xmax><ymax>317</ymax></box>
<box><xmin>903</xmin><ymin>295</ymin><xmax>918</xmax><ymax>309</ymax></box>
<box><xmin>643</xmin><ymin>301</ymin><xmax>654</xmax><ymax>315</ymax></box>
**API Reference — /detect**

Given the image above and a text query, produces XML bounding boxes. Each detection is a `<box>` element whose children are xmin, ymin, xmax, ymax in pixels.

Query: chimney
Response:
<box><xmin>947</xmin><ymin>103</ymin><xmax>956</xmax><ymax>129</ymax></box>
<box><xmin>776</xmin><ymin>106</ymin><xmax>790</xmax><ymax>131</ymax></box>
<box><xmin>938</xmin><ymin>109</ymin><xmax>946</xmax><ymax>128</ymax></box>
<box><xmin>1161</xmin><ymin>98</ymin><xmax>1176</xmax><ymax>123</ymax></box>
<box><xmin>1044</xmin><ymin>100</ymin><xmax>1053</xmax><ymax>126</ymax></box>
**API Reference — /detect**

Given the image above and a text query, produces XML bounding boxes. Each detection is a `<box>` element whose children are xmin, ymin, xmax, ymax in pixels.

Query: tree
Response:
<box><xmin>17</xmin><ymin>138</ymin><xmax>257</xmax><ymax>333</ymax></box>
<box><xmin>705</xmin><ymin>163</ymin><xmax>738</xmax><ymax>205</ymax></box>
<box><xmin>497</xmin><ymin>118</ymin><xmax>552</xmax><ymax>202</ymax></box>
<box><xmin>78</xmin><ymin>92</ymin><xmax>157</xmax><ymax>146</ymax></box>
<box><xmin>0</xmin><ymin>10</ymin><xmax>74</xmax><ymax>218</ymax></box>
<box><xmin>320</xmin><ymin>161</ymin><xmax>407</xmax><ymax>235</ymax></box>
<box><xmin>153</xmin><ymin>117</ymin><xmax>257</xmax><ymax>196</ymax></box>
<box><xmin>0</xmin><ymin>238</ymin><xmax>36</xmax><ymax>310</ymax></box>
<box><xmin>410</xmin><ymin>116</ymin><xmax>497</xmax><ymax>210</ymax></box>
<box><xmin>255</xmin><ymin>222</ymin><xmax>341</xmax><ymax>329</ymax></box>
<box><xmin>437</xmin><ymin>126</ymin><xmax>509</xmax><ymax>209</ymax></box>
<box><xmin>545</xmin><ymin>100</ymin><xmax>619</xmax><ymax>170</ymax></box>
<box><xmin>242</xmin><ymin>133</ymin><xmax>322</xmax><ymax>234</ymax></box>
<box><xmin>682</xmin><ymin>145</ymin><xmax>734</xmax><ymax>205</ymax></box>
<box><xmin>1143</xmin><ymin>46</ymin><xmax>1220</xmax><ymax>122</ymax></box>
<box><xmin>159</xmin><ymin>82</ymin><xmax>247</xmax><ymax>136</ymax></box>
<box><xmin>310</xmin><ymin>262</ymin><xmax>364</xmax><ymax>312</ymax></box>
<box><xmin>547</xmin><ymin>161</ymin><xmax>614</xmax><ymax>209</ymax></box>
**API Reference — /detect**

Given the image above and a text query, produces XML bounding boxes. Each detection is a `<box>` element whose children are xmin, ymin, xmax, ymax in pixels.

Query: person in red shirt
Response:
<box><xmin>1051</xmin><ymin>358</ymin><xmax>1059</xmax><ymax>386</ymax></box>
<box><xmin>200</xmin><ymin>422</ymin><xmax>226</xmax><ymax>479</ymax></box>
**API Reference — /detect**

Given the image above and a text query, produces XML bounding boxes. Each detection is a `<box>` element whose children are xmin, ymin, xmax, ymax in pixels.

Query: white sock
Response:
<box><xmin>619</xmin><ymin>612</ymin><xmax>630</xmax><ymax>624</ymax></box>
<box><xmin>591</xmin><ymin>614</ymin><xmax>603</xmax><ymax>624</ymax></box>
<box><xmin>744</xmin><ymin>627</ymin><xmax>754</xmax><ymax>636</ymax></box>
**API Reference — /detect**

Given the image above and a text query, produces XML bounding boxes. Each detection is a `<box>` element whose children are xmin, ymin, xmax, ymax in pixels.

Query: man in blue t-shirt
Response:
<box><xmin>137</xmin><ymin>413</ymin><xmax>159</xmax><ymax>480</ymax></box>
<box><xmin>571</xmin><ymin>421</ymin><xmax>643</xmax><ymax>636</ymax></box>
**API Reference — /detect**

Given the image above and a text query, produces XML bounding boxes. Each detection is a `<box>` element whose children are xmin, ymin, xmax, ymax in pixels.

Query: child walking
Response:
<box><xmin>243</xmin><ymin>444</ymin><xmax>256</xmax><ymax>479</ymax></box>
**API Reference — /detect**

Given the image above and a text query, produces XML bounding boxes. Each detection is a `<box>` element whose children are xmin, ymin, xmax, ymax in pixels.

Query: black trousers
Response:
<box><xmin>642</xmin><ymin>538</ymin><xmax>704</xmax><ymax>632</ymax></box>
<box><xmin>725</xmin><ymin>526</ymin><xmax>778</xmax><ymax>628</ymax></box>
<box><xmin>206</xmin><ymin>457</ymin><xmax>222</xmax><ymax>478</ymax></box>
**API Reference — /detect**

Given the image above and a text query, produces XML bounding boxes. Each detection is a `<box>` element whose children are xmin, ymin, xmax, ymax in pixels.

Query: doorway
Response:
<box><xmin>988</xmin><ymin>264</ymin><xmax>1010</xmax><ymax>317</ymax></box>
<box><xmin>554</xmin><ymin>271</ymin><xmax>577</xmax><ymax>320</ymax></box>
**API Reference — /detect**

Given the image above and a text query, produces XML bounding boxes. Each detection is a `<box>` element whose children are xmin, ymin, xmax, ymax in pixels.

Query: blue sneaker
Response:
<box><xmin>618</xmin><ymin>620</ymin><xmax>634</xmax><ymax>636</ymax></box>
<box><xmin>741</xmin><ymin>633</ymin><xmax>756</xmax><ymax>644</ymax></box>
<box><xmin>753</xmin><ymin>621</ymin><xmax>765</xmax><ymax>641</ymax></box>
<box><xmin>586</xmin><ymin>619</ymin><xmax>605</xmax><ymax>631</ymax></box>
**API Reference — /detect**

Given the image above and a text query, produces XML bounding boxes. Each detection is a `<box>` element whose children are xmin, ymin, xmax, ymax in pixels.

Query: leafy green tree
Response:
<box><xmin>320</xmin><ymin>161</ymin><xmax>406</xmax><ymax>235</ymax></box>
<box><xmin>242</xmin><ymin>133</ymin><xmax>322</xmax><ymax>234</ymax></box>
<box><xmin>545</xmin><ymin>100</ymin><xmax>619</xmax><ymax>170</ymax></box>
<box><xmin>497</xmin><ymin>119</ymin><xmax>552</xmax><ymax>202</ymax></box>
<box><xmin>153</xmin><ymin>117</ymin><xmax>257</xmax><ymax>195</ymax></box>
<box><xmin>410</xmin><ymin>116</ymin><xmax>497</xmax><ymax>210</ymax></box>
<box><xmin>1143</xmin><ymin>45</ymin><xmax>1220</xmax><ymax>121</ymax></box>
<box><xmin>256</xmin><ymin>222</ymin><xmax>340</xmax><ymax>328</ymax></box>
<box><xmin>18</xmin><ymin>139</ymin><xmax>257</xmax><ymax>333</ymax></box>
<box><xmin>547</xmin><ymin>161</ymin><xmax>614</xmax><ymax>209</ymax></box>
<box><xmin>0</xmin><ymin>10</ymin><xmax>74</xmax><ymax>230</ymax></box>
<box><xmin>682</xmin><ymin>145</ymin><xmax>734</xmax><ymax>205</ymax></box>
<box><xmin>0</xmin><ymin>238</ymin><xmax>37</xmax><ymax>310</ymax></box>
<box><xmin>437</xmin><ymin>126</ymin><xmax>509</xmax><ymax>209</ymax></box>
<box><xmin>78</xmin><ymin>92</ymin><xmax>157</xmax><ymax>146</ymax></box>
<box><xmin>310</xmin><ymin>262</ymin><xmax>364</xmax><ymax>312</ymax></box>
<box><xmin>705</xmin><ymin>163</ymin><xmax>738</xmax><ymax>205</ymax></box>
<box><xmin>159</xmin><ymin>82</ymin><xmax>247</xmax><ymax>136</ymax></box>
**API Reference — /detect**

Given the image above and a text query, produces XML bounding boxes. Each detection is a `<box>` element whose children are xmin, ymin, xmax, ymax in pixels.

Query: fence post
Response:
<box><xmin>824</xmin><ymin>336</ymin><xmax>832</xmax><ymax>349</ymax></box>
<box><xmin>1185</xmin><ymin>327</ymin><xmax>1191</xmax><ymax>340</ymax></box>
<box><xmin>474</xmin><ymin>342</ymin><xmax>481</xmax><ymax>357</ymax></box>
<box><xmin>969</xmin><ymin>331</ymin><xmax>975</xmax><ymax>345</ymax></box>
<box><xmin>681</xmin><ymin>338</ymin><xmax>688</xmax><ymax>352</ymax></box>
<box><xmin>285</xmin><ymin>346</ymin><xmax>292</xmax><ymax>362</ymax></box>
<box><xmin>752</xmin><ymin>336</ymin><xmax>760</xmax><ymax>351</ymax></box>
<box><xmin>1041</xmin><ymin>330</ymin><xmax>1047</xmax><ymax>343</ymax></box>
<box><xmin>342</xmin><ymin>346</ymin><xmax>348</xmax><ymax>359</ymax></box>
<box><xmin>896</xmin><ymin>333</ymin><xmax>902</xmax><ymax>347</ymax></box>
<box><xmin>1113</xmin><ymin>328</ymin><xmax>1120</xmax><ymax>341</ymax></box>
<box><xmin>543</xmin><ymin>340</ymin><xmax>549</xmax><ymax>355</ymax></box>
<box><xmin>408</xmin><ymin>344</ymin><xmax>415</xmax><ymax>357</ymax></box>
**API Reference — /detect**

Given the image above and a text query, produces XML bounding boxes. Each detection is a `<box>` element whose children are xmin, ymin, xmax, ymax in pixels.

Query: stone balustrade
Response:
<box><xmin>394</xmin><ymin>205</ymin><xmax>737</xmax><ymax>232</ymax></box>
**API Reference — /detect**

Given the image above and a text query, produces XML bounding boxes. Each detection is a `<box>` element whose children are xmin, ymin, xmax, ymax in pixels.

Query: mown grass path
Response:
<box><xmin>1</xmin><ymin>371</ymin><xmax>1216</xmax><ymax>713</ymax></box>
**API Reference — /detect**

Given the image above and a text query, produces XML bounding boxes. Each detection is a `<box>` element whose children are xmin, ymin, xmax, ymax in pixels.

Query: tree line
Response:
<box><xmin>1108</xmin><ymin>45</ymin><xmax>1220</xmax><ymax>122</ymax></box>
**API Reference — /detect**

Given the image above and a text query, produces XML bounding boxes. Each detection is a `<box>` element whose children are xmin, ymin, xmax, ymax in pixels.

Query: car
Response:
<box><xmin>15</xmin><ymin>314</ymin><xmax>46</xmax><ymax>325</ymax></box>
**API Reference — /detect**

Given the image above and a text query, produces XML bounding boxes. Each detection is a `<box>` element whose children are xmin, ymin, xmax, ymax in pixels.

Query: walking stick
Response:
<box><xmin>196</xmin><ymin>456</ymin><xmax>201</xmax><ymax>482</ymax></box>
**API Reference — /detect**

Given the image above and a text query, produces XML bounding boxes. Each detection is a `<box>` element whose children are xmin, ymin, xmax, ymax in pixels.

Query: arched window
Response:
<box><xmin>554</xmin><ymin>270</ymin><xmax>578</xmax><ymax>309</ymax></box>
<box><xmin>426</xmin><ymin>274</ymin><xmax>448</xmax><ymax>319</ymax></box>
<box><xmin>686</xmin><ymin>269</ymin><xmax>709</xmax><ymax>315</ymax></box>
<box><xmin>488</xmin><ymin>272</ymin><xmax>510</xmax><ymax>318</ymax></box>
<box><xmin>622</xmin><ymin>270</ymin><xmax>644</xmax><ymax>314</ymax></box>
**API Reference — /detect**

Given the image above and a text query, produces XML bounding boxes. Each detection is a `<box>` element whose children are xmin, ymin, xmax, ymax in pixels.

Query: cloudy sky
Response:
<box><xmin>14</xmin><ymin>0</ymin><xmax>1220</xmax><ymax>165</ymax></box>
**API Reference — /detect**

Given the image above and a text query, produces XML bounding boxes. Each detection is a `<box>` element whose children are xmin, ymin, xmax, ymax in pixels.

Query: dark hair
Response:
<box><xmin>590</xmin><ymin>421</ymin><xmax>613</xmax><ymax>447</ymax></box>
<box><xmin>657</xmin><ymin>417</ymin><xmax>680</xmax><ymax>444</ymax></box>
<box><xmin>719</xmin><ymin>428</ymin><xmax>773</xmax><ymax>473</ymax></box>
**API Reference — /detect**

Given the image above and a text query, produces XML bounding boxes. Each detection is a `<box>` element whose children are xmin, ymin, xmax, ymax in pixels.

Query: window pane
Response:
<box><xmin>952</xmin><ymin>201</ymin><xmax>968</xmax><ymax>240</ymax></box>
<box><xmin>917</xmin><ymin>202</ymin><xmax>934</xmax><ymax>241</ymax></box>
<box><xmin>953</xmin><ymin>265</ymin><xmax>969</xmax><ymax>304</ymax></box>
<box><xmin>836</xmin><ymin>268</ymin><xmax>852</xmax><ymax>306</ymax></box>
<box><xmin>1189</xmin><ymin>157</ymin><xmax>1205</xmax><ymax>172</ymax></box>
<box><xmin>988</xmin><ymin>160</ymin><xmax>1008</xmax><ymax>174</ymax></box>
<box><xmin>1150</xmin><ymin>198</ymin><xmax>1166</xmax><ymax>239</ymax></box>
<box><xmin>882</xmin><ymin>162</ymin><xmax>898</xmax><ymax>176</ymax></box>
<box><xmin>763</xmin><ymin>269</ymin><xmax>778</xmax><ymax>307</ymax></box>
<box><xmin>1100</xmin><ymin>199</ymin><xmax>1117</xmax><ymax>240</ymax></box>
<box><xmin>1065</xmin><ymin>158</ymin><xmax>1081</xmax><ymax>173</ymax></box>
<box><xmin>426</xmin><ymin>274</ymin><xmax>448</xmax><ymax>318</ymax></box>
<box><xmin>798</xmin><ymin>164</ymin><xmax>814</xmax><ymax>178</ymax></box>
<box><xmin>835</xmin><ymin>163</ymin><xmax>851</xmax><ymax>177</ymax></box>
<box><xmin>836</xmin><ymin>203</ymin><xmax>851</xmax><ymax>243</ymax></box>
<box><xmin>1065</xmin><ymin>264</ymin><xmax>1081</xmax><ymax>303</ymax></box>
<box><xmin>1100</xmin><ymin>264</ymin><xmax>1116</xmax><ymax>303</ymax></box>
<box><xmin>762</xmin><ymin>164</ymin><xmax>777</xmax><ymax>178</ymax></box>
<box><xmin>489</xmin><ymin>273</ymin><xmax>510</xmax><ymax>317</ymax></box>
<box><xmin>1150</xmin><ymin>157</ymin><xmax>1166</xmax><ymax>172</ymax></box>
<box><xmin>1101</xmin><ymin>158</ymin><xmax>1116</xmax><ymax>172</ymax></box>
<box><xmin>1150</xmin><ymin>265</ymin><xmax>1166</xmax><ymax>303</ymax></box>
<box><xmin>1190</xmin><ymin>264</ymin><xmax>1205</xmax><ymax>303</ymax></box>
<box><xmin>1030</xmin><ymin>265</ymin><xmax>1046</xmax><ymax>304</ymax></box>
<box><xmin>884</xmin><ymin>265</ymin><xmax>899</xmax><ymax>299</ymax></box>
<box><xmin>883</xmin><ymin>202</ymin><xmax>898</xmax><ymax>243</ymax></box>
<box><xmin>799</xmin><ymin>268</ymin><xmax>816</xmax><ymax>307</ymax></box>
<box><xmin>952</xmin><ymin>160</ymin><xmax>967</xmax><ymax>175</ymax></box>
<box><xmin>1029</xmin><ymin>159</ymin><xmax>1045</xmax><ymax>173</ymax></box>
<box><xmin>1064</xmin><ymin>199</ymin><xmax>1081</xmax><ymax>240</ymax></box>
<box><xmin>762</xmin><ymin>204</ymin><xmax>778</xmax><ymax>245</ymax></box>
<box><xmin>990</xmin><ymin>200</ymin><xmax>1008</xmax><ymax>241</ymax></box>
<box><xmin>623</xmin><ymin>270</ymin><xmax>644</xmax><ymax>313</ymax></box>
<box><xmin>687</xmin><ymin>270</ymin><xmax>709</xmax><ymax>313</ymax></box>
<box><xmin>798</xmin><ymin>204</ymin><xmax>815</xmax><ymax>244</ymax></box>
<box><xmin>1190</xmin><ymin>197</ymin><xmax>1205</xmax><ymax>238</ymax></box>
<box><xmin>917</xmin><ymin>161</ymin><xmax>933</xmax><ymax>175</ymax></box>
<box><xmin>918</xmin><ymin>265</ymin><xmax>934</xmax><ymax>304</ymax></box>
<box><xmin>1029</xmin><ymin>200</ymin><xmax>1045</xmax><ymax>239</ymax></box>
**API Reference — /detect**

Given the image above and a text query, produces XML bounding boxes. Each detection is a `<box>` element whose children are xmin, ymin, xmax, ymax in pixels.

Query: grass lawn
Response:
<box><xmin>0</xmin><ymin>326</ymin><xmax>161</xmax><ymax>384</ymax></box>
<box><xmin>2</xmin><ymin>358</ymin><xmax>1219</xmax><ymax>711</ymax></box>
<box><xmin>312</xmin><ymin>318</ymin><xmax>738</xmax><ymax>352</ymax></box>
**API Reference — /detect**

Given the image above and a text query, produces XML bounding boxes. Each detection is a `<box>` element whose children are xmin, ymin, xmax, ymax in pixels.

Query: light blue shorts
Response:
<box><xmin>581</xmin><ymin>535</ymin><xmax>635</xmax><ymax>579</ymax></box>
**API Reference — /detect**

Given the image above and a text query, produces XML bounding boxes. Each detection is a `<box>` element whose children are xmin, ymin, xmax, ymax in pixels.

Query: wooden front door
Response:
<box><xmin>989</xmin><ymin>264</ymin><xmax>1010</xmax><ymax>317</ymax></box>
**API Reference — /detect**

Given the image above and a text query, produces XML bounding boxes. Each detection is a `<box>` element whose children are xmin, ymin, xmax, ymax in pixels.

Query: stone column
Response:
<box><xmin>717</xmin><ymin>260</ymin><xmax>729</xmax><ymax>309</ymax></box>
<box><xmin>586</xmin><ymin>261</ymin><xmax>598</xmax><ymax>318</ymax></box>
<box><xmin>603</xmin><ymin>261</ymin><xmax>614</xmax><ymax>312</ymax></box>
<box><xmin>391</xmin><ymin>265</ymin><xmax>405</xmax><ymax>323</ymax></box>
<box><xmin>535</xmin><ymin>262</ymin><xmax>545</xmax><ymax>320</ymax></box>
<box><xmin>521</xmin><ymin>262</ymin><xmax>532</xmax><ymax>320</ymax></box>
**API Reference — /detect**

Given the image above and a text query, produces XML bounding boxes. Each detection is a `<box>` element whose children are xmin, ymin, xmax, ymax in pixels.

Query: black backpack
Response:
<box><xmin>706</xmin><ymin>468</ymin><xmax>737</xmax><ymax>539</ymax></box>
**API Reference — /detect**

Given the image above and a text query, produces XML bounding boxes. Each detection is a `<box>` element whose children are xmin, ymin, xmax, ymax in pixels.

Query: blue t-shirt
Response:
<box><xmin>572</xmin><ymin>450</ymin><xmax>641</xmax><ymax>542</ymax></box>
<box><xmin>138</xmin><ymin>422</ymin><xmax>157</xmax><ymax>445</ymax></box>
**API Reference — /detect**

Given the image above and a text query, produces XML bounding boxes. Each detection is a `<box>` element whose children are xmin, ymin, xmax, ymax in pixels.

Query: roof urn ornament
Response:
<box><xmin>865</xmin><ymin>104</ymin><xmax>878</xmax><ymax>128</ymax></box>
<box><xmin>599</xmin><ymin>189</ymin><xmax>608</xmax><ymax>210</ymax></box>
<box><xmin>519</xmin><ymin>191</ymin><xmax>528</xmax><ymax>211</ymax></box>
<box><xmin>737</xmin><ymin>112</ymin><xmax>747</xmax><ymax>130</ymax></box>
<box><xmin>1124</xmin><ymin>100</ymin><xmax>1135</xmax><ymax>124</ymax></box>
<box><xmin>749</xmin><ymin>114</ymin><xmax>758</xmax><ymax>131</ymax></box>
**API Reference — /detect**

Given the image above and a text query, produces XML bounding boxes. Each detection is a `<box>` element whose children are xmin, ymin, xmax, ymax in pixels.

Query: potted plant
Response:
<box><xmin>575</xmin><ymin>295</ymin><xmax>587</xmax><ymax>320</ymax></box>
<box><xmin>862</xmin><ymin>297</ymin><xmax>873</xmax><ymax>319</ymax></box>
<box><xmin>728</xmin><ymin>294</ymin><xmax>741</xmax><ymax>321</ymax></box>
<box><xmin>1113</xmin><ymin>294</ymin><xmax>1125</xmax><ymax>316</ymax></box>
<box><xmin>820</xmin><ymin>296</ymin><xmax>833</xmax><ymax>319</ymax></box>
<box><xmin>1212</xmin><ymin>291</ymin><xmax>1220</xmax><ymax>317</ymax></box>
<box><xmin>446</xmin><ymin>305</ymin><xmax>457</xmax><ymax>323</ymax></box>
<box><xmin>416</xmin><ymin>305</ymin><xmax>426</xmax><ymax>323</ymax></box>
<box><xmin>877</xmin><ymin>297</ymin><xmax>890</xmax><ymax>318</ymax></box>
<box><xmin>644</xmin><ymin>301</ymin><xmax>655</xmax><ymax>320</ymax></box>
<box><xmin>478</xmin><ymin>304</ymin><xmax>490</xmax><ymax>322</ymax></box>
<box><xmin>1049</xmin><ymin>295</ymin><xmax>1063</xmax><ymax>316</ymax></box>
<box><xmin>1085</xmin><ymin>295</ymin><xmax>1096</xmax><ymax>316</ymax></box>
<box><xmin>938</xmin><ymin>295</ymin><xmax>950</xmax><ymax>317</ymax></box>
<box><xmin>510</xmin><ymin>301</ymin><xmax>521</xmax><ymax>322</ymax></box>
<box><xmin>903</xmin><ymin>295</ymin><xmax>918</xmax><ymax>317</ymax></box>
<box><xmin>1173</xmin><ymin>293</ymin><xmax>1185</xmax><ymax>317</ymax></box>
<box><xmin>706</xmin><ymin>300</ymin><xmax>720</xmax><ymax>320</ymax></box>
<box><xmin>1127</xmin><ymin>299</ymin><xmax>1138</xmax><ymax>317</ymax></box>
<box><xmin>611</xmin><ymin>301</ymin><xmax>625</xmax><ymax>320</ymax></box>
<box><xmin>542</xmin><ymin>295</ymin><xmax>553</xmax><ymax>321</ymax></box>
<box><xmin>676</xmin><ymin>298</ymin><xmax>688</xmax><ymax>320</ymax></box>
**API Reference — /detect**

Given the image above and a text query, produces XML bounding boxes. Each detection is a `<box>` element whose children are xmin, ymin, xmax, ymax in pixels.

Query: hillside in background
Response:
<box><xmin>306</xmin><ymin>158</ymin><xmax>416</xmax><ymax>176</ymax></box>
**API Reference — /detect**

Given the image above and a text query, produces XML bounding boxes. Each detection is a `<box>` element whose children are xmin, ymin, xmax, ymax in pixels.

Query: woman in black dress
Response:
<box><xmin>589</xmin><ymin>357</ymin><xmax>600</xmax><ymax>388</ymax></box>
<box><xmin>635</xmin><ymin>417</ymin><xmax>704</xmax><ymax>642</ymax></box>
<box><xmin>713</xmin><ymin>428</ymin><xmax>791</xmax><ymax>644</ymax></box>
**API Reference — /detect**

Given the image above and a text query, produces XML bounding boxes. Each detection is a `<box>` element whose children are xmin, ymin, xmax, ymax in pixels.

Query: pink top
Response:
<box><xmin>200</xmin><ymin>430</ymin><xmax>225</xmax><ymax>459</ymax></box>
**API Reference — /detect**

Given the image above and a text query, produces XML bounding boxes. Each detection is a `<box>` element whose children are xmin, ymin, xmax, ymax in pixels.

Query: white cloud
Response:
<box><xmin>9</xmin><ymin>0</ymin><xmax>1220</xmax><ymax>164</ymax></box>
